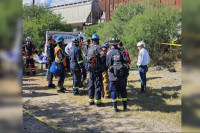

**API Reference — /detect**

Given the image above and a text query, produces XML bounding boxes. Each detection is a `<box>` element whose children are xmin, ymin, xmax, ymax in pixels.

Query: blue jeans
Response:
<box><xmin>139</xmin><ymin>65</ymin><xmax>148</xmax><ymax>90</ymax></box>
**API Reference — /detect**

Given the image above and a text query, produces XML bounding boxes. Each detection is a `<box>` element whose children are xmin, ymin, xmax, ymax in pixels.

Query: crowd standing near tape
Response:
<box><xmin>23</xmin><ymin>33</ymin><xmax>155</xmax><ymax>112</ymax></box>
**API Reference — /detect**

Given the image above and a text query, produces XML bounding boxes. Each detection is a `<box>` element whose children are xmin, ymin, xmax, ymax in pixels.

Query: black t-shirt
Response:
<box><xmin>22</xmin><ymin>44</ymin><xmax>35</xmax><ymax>56</ymax></box>
<box><xmin>47</xmin><ymin>43</ymin><xmax>55</xmax><ymax>62</ymax></box>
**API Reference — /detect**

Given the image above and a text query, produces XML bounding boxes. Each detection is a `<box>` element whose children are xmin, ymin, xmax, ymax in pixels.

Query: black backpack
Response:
<box><xmin>112</xmin><ymin>50</ymin><xmax>125</xmax><ymax>78</ymax></box>
<box><xmin>87</xmin><ymin>47</ymin><xmax>101</xmax><ymax>72</ymax></box>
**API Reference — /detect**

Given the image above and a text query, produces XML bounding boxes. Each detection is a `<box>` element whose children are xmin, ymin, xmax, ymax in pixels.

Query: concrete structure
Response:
<box><xmin>50</xmin><ymin>0</ymin><xmax>103</xmax><ymax>30</ymax></box>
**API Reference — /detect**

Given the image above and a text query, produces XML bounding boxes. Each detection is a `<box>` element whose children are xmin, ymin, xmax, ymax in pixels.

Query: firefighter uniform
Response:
<box><xmin>22</xmin><ymin>43</ymin><xmax>36</xmax><ymax>76</ymax></box>
<box><xmin>106</xmin><ymin>36</ymin><xmax>128</xmax><ymax>112</ymax></box>
<box><xmin>69</xmin><ymin>42</ymin><xmax>84</xmax><ymax>95</ymax></box>
<box><xmin>87</xmin><ymin>42</ymin><xmax>105</xmax><ymax>106</ymax></box>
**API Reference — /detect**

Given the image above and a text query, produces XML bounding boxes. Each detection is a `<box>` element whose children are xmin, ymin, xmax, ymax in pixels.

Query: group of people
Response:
<box><xmin>22</xmin><ymin>33</ymin><xmax>150</xmax><ymax>112</ymax></box>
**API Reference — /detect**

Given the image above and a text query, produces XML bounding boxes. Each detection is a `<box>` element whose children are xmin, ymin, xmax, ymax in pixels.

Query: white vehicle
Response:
<box><xmin>44</xmin><ymin>31</ymin><xmax>78</xmax><ymax>55</ymax></box>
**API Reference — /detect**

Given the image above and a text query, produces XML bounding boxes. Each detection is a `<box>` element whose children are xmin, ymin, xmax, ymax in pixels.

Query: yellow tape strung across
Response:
<box><xmin>23</xmin><ymin>108</ymin><xmax>67</xmax><ymax>133</ymax></box>
<box><xmin>159</xmin><ymin>43</ymin><xmax>182</xmax><ymax>47</ymax></box>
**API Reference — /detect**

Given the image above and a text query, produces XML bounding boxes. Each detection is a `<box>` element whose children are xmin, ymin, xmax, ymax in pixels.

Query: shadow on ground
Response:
<box><xmin>126</xmin><ymin>85</ymin><xmax>181</xmax><ymax>113</ymax></box>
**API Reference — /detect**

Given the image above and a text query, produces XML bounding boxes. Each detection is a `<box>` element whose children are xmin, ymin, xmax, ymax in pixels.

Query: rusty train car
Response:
<box><xmin>98</xmin><ymin>0</ymin><xmax>181</xmax><ymax>21</ymax></box>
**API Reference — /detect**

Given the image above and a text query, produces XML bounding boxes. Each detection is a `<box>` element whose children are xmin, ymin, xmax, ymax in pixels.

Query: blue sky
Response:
<box><xmin>23</xmin><ymin>0</ymin><xmax>84</xmax><ymax>7</ymax></box>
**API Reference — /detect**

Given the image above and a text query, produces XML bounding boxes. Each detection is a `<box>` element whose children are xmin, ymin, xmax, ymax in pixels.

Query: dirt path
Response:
<box><xmin>23</xmin><ymin>61</ymin><xmax>181</xmax><ymax>132</ymax></box>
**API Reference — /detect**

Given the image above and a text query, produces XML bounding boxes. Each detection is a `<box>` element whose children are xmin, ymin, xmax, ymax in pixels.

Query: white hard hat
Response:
<box><xmin>137</xmin><ymin>41</ymin><xmax>145</xmax><ymax>47</ymax></box>
<box><xmin>26</xmin><ymin>37</ymin><xmax>31</xmax><ymax>42</ymax></box>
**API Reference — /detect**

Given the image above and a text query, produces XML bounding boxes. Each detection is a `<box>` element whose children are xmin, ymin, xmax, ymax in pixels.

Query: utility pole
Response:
<box><xmin>33</xmin><ymin>0</ymin><xmax>35</xmax><ymax>6</ymax></box>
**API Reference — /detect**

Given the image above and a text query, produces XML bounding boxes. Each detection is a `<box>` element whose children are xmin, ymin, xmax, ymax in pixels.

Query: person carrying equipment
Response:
<box><xmin>117</xmin><ymin>41</ymin><xmax>131</xmax><ymax>88</ymax></box>
<box><xmin>87</xmin><ymin>33</ymin><xmax>106</xmax><ymax>107</ymax></box>
<box><xmin>69</xmin><ymin>37</ymin><xmax>84</xmax><ymax>95</ymax></box>
<box><xmin>54</xmin><ymin>36</ymin><xmax>66</xmax><ymax>93</ymax></box>
<box><xmin>101</xmin><ymin>42</ymin><xmax>110</xmax><ymax>99</ymax></box>
<box><xmin>22</xmin><ymin>37</ymin><xmax>37</xmax><ymax>76</ymax></box>
<box><xmin>106</xmin><ymin>36</ymin><xmax>129</xmax><ymax>112</ymax></box>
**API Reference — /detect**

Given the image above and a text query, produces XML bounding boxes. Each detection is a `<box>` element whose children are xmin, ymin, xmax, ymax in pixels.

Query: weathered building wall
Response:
<box><xmin>98</xmin><ymin>0</ymin><xmax>181</xmax><ymax>21</ymax></box>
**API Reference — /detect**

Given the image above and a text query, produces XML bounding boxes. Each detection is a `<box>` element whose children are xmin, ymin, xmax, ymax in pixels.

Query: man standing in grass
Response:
<box><xmin>137</xmin><ymin>41</ymin><xmax>150</xmax><ymax>93</ymax></box>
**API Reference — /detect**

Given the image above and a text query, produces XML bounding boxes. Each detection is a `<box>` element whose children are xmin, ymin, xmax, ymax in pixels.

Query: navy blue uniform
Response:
<box><xmin>69</xmin><ymin>44</ymin><xmax>84</xmax><ymax>95</ymax></box>
<box><xmin>87</xmin><ymin>42</ymin><xmax>104</xmax><ymax>105</ymax></box>
<box><xmin>106</xmin><ymin>46</ymin><xmax>128</xmax><ymax>109</ymax></box>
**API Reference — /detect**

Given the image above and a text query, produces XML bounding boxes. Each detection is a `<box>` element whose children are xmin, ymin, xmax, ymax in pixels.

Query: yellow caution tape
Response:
<box><xmin>23</xmin><ymin>108</ymin><xmax>68</xmax><ymax>133</ymax></box>
<box><xmin>159</xmin><ymin>43</ymin><xmax>182</xmax><ymax>47</ymax></box>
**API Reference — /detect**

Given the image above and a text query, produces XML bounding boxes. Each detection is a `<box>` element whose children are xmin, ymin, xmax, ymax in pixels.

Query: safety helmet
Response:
<box><xmin>79</xmin><ymin>42</ymin><xmax>82</xmax><ymax>47</ymax></box>
<box><xmin>72</xmin><ymin>36</ymin><xmax>79</xmax><ymax>45</ymax></box>
<box><xmin>56</xmin><ymin>36</ymin><xmax>64</xmax><ymax>43</ymax></box>
<box><xmin>137</xmin><ymin>41</ymin><xmax>145</xmax><ymax>47</ymax></box>
<box><xmin>102</xmin><ymin>42</ymin><xmax>109</xmax><ymax>48</ymax></box>
<box><xmin>26</xmin><ymin>37</ymin><xmax>31</xmax><ymax>42</ymax></box>
<box><xmin>91</xmin><ymin>33</ymin><xmax>99</xmax><ymax>40</ymax></box>
<box><xmin>109</xmin><ymin>36</ymin><xmax>120</xmax><ymax>45</ymax></box>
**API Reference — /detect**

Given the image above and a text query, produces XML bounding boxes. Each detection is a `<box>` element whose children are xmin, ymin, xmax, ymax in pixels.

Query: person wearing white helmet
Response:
<box><xmin>137</xmin><ymin>41</ymin><xmax>150</xmax><ymax>93</ymax></box>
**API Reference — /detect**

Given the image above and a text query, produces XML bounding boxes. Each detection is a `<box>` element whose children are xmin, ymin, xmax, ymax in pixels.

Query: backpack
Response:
<box><xmin>112</xmin><ymin>50</ymin><xmax>125</xmax><ymax>78</ymax></box>
<box><xmin>87</xmin><ymin>47</ymin><xmax>101</xmax><ymax>72</ymax></box>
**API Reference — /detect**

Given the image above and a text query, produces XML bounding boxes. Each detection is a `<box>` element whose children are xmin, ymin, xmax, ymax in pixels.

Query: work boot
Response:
<box><xmin>123</xmin><ymin>101</ymin><xmax>127</xmax><ymax>111</ymax></box>
<box><xmin>57</xmin><ymin>89</ymin><xmax>65</xmax><ymax>93</ymax></box>
<box><xmin>95</xmin><ymin>103</ymin><xmax>102</xmax><ymax>107</ymax></box>
<box><xmin>114</xmin><ymin>107</ymin><xmax>119</xmax><ymax>112</ymax></box>
<box><xmin>48</xmin><ymin>84</ymin><xmax>56</xmax><ymax>88</ymax></box>
<box><xmin>112</xmin><ymin>102</ymin><xmax>118</xmax><ymax>112</ymax></box>
<box><xmin>73</xmin><ymin>90</ymin><xmax>79</xmax><ymax>95</ymax></box>
<box><xmin>61</xmin><ymin>87</ymin><xmax>66</xmax><ymax>91</ymax></box>
<box><xmin>140</xmin><ymin>89</ymin><xmax>146</xmax><ymax>93</ymax></box>
<box><xmin>57</xmin><ymin>87</ymin><xmax>65</xmax><ymax>93</ymax></box>
<box><xmin>89</xmin><ymin>102</ymin><xmax>95</xmax><ymax>106</ymax></box>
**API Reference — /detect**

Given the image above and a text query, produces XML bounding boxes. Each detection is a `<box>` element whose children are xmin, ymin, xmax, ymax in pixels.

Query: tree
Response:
<box><xmin>0</xmin><ymin>0</ymin><xmax>22</xmax><ymax>49</ymax></box>
<box><xmin>84</xmin><ymin>1</ymin><xmax>181</xmax><ymax>65</ymax></box>
<box><xmin>23</xmin><ymin>5</ymin><xmax>73</xmax><ymax>53</ymax></box>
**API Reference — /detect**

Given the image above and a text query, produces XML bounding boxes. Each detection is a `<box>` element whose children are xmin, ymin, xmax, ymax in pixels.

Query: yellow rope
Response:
<box><xmin>23</xmin><ymin>108</ymin><xmax>68</xmax><ymax>133</ymax></box>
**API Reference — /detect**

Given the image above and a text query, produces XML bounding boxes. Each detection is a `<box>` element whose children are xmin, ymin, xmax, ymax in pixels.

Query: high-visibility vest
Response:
<box><xmin>55</xmin><ymin>46</ymin><xmax>64</xmax><ymax>63</ymax></box>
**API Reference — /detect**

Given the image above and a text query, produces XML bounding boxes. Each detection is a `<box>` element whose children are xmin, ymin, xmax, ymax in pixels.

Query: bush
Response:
<box><xmin>84</xmin><ymin>1</ymin><xmax>181</xmax><ymax>66</ymax></box>
<box><xmin>23</xmin><ymin>5</ymin><xmax>73</xmax><ymax>53</ymax></box>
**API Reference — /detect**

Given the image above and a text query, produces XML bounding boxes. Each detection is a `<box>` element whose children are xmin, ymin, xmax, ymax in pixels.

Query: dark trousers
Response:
<box><xmin>139</xmin><ymin>65</ymin><xmax>148</xmax><ymax>91</ymax></box>
<box><xmin>81</xmin><ymin>68</ymin><xmax>87</xmax><ymax>82</ymax></box>
<box><xmin>110</xmin><ymin>79</ymin><xmax>127</xmax><ymax>108</ymax></box>
<box><xmin>24</xmin><ymin>58</ymin><xmax>36</xmax><ymax>75</ymax></box>
<box><xmin>57</xmin><ymin>64</ymin><xmax>65</xmax><ymax>89</ymax></box>
<box><xmin>72</xmin><ymin>69</ymin><xmax>81</xmax><ymax>94</ymax></box>
<box><xmin>80</xmin><ymin>37</ymin><xmax>83</xmax><ymax>42</ymax></box>
<box><xmin>47</xmin><ymin>63</ymin><xmax>54</xmax><ymax>85</ymax></box>
<box><xmin>88</xmin><ymin>72</ymin><xmax>102</xmax><ymax>103</ymax></box>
